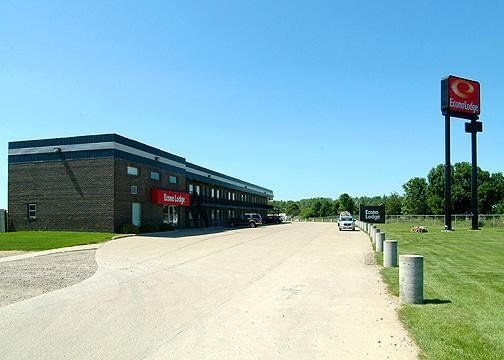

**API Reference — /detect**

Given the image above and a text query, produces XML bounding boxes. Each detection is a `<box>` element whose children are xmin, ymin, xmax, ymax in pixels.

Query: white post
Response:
<box><xmin>399</xmin><ymin>255</ymin><xmax>424</xmax><ymax>304</ymax></box>
<box><xmin>376</xmin><ymin>232</ymin><xmax>385</xmax><ymax>252</ymax></box>
<box><xmin>373</xmin><ymin>228</ymin><xmax>381</xmax><ymax>244</ymax></box>
<box><xmin>383</xmin><ymin>240</ymin><xmax>398</xmax><ymax>268</ymax></box>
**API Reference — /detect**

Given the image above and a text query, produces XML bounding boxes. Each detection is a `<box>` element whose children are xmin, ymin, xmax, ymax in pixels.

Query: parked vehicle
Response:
<box><xmin>263</xmin><ymin>215</ymin><xmax>283</xmax><ymax>224</ymax></box>
<box><xmin>337</xmin><ymin>212</ymin><xmax>355</xmax><ymax>231</ymax></box>
<box><xmin>229</xmin><ymin>213</ymin><xmax>263</xmax><ymax>228</ymax></box>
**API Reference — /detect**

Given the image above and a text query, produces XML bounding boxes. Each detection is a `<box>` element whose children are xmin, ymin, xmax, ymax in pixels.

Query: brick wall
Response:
<box><xmin>113</xmin><ymin>158</ymin><xmax>188</xmax><ymax>231</ymax></box>
<box><xmin>8</xmin><ymin>158</ymin><xmax>115</xmax><ymax>232</ymax></box>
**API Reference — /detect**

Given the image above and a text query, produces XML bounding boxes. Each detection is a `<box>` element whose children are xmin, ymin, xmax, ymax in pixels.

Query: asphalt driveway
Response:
<box><xmin>0</xmin><ymin>223</ymin><xmax>418</xmax><ymax>359</ymax></box>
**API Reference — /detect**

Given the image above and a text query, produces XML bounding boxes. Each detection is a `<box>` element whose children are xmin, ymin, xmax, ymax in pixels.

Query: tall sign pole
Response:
<box><xmin>441</xmin><ymin>75</ymin><xmax>481</xmax><ymax>231</ymax></box>
<box><xmin>444</xmin><ymin>113</ymin><xmax>452</xmax><ymax>230</ymax></box>
<box><xmin>465</xmin><ymin>119</ymin><xmax>483</xmax><ymax>229</ymax></box>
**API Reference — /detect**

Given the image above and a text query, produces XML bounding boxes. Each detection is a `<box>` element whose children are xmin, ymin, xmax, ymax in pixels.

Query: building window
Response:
<box><xmin>127</xmin><ymin>166</ymin><xmax>139</xmax><ymax>176</ymax></box>
<box><xmin>131</xmin><ymin>185</ymin><xmax>138</xmax><ymax>195</ymax></box>
<box><xmin>189</xmin><ymin>184</ymin><xmax>194</xmax><ymax>194</ymax></box>
<box><xmin>232</xmin><ymin>193</ymin><xmax>236</xmax><ymax>201</ymax></box>
<box><xmin>27</xmin><ymin>203</ymin><xmax>36</xmax><ymax>220</ymax></box>
<box><xmin>216</xmin><ymin>189</ymin><xmax>220</xmax><ymax>199</ymax></box>
<box><xmin>211</xmin><ymin>188</ymin><xmax>215</xmax><ymax>198</ymax></box>
<box><xmin>195</xmin><ymin>185</ymin><xmax>200</xmax><ymax>195</ymax></box>
<box><xmin>169</xmin><ymin>175</ymin><xmax>177</xmax><ymax>184</ymax></box>
<box><xmin>150</xmin><ymin>171</ymin><xmax>160</xmax><ymax>180</ymax></box>
<box><xmin>132</xmin><ymin>202</ymin><xmax>142</xmax><ymax>227</ymax></box>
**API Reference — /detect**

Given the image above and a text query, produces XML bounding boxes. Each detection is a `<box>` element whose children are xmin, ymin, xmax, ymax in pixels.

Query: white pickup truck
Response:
<box><xmin>337</xmin><ymin>213</ymin><xmax>355</xmax><ymax>231</ymax></box>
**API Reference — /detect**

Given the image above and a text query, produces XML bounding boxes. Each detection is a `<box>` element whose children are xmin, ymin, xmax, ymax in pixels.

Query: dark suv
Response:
<box><xmin>229</xmin><ymin>213</ymin><xmax>263</xmax><ymax>228</ymax></box>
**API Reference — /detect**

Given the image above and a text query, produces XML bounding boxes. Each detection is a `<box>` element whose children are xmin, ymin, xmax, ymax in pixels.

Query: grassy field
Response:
<box><xmin>375</xmin><ymin>223</ymin><xmax>504</xmax><ymax>360</ymax></box>
<box><xmin>0</xmin><ymin>231</ymin><xmax>115</xmax><ymax>251</ymax></box>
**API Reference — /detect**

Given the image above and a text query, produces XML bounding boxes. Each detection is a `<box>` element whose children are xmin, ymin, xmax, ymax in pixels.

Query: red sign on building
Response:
<box><xmin>151</xmin><ymin>188</ymin><xmax>190</xmax><ymax>207</ymax></box>
<box><xmin>441</xmin><ymin>75</ymin><xmax>480</xmax><ymax>117</ymax></box>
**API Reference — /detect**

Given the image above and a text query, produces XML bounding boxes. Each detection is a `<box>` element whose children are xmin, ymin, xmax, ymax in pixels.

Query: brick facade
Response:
<box><xmin>8</xmin><ymin>158</ymin><xmax>115</xmax><ymax>232</ymax></box>
<box><xmin>8</xmin><ymin>134</ymin><xmax>273</xmax><ymax>233</ymax></box>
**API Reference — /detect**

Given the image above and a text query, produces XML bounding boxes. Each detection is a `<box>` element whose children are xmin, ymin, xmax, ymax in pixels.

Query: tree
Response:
<box><xmin>320</xmin><ymin>201</ymin><xmax>333</xmax><ymax>217</ymax></box>
<box><xmin>313</xmin><ymin>200</ymin><xmax>322</xmax><ymax>217</ymax></box>
<box><xmin>339</xmin><ymin>193</ymin><xmax>356</xmax><ymax>214</ymax></box>
<box><xmin>285</xmin><ymin>203</ymin><xmax>300</xmax><ymax>217</ymax></box>
<box><xmin>332</xmin><ymin>200</ymin><xmax>340</xmax><ymax>215</ymax></box>
<box><xmin>402</xmin><ymin>177</ymin><xmax>429</xmax><ymax>214</ymax></box>
<box><xmin>384</xmin><ymin>192</ymin><xmax>403</xmax><ymax>215</ymax></box>
<box><xmin>479</xmin><ymin>172</ymin><xmax>504</xmax><ymax>214</ymax></box>
<box><xmin>300</xmin><ymin>207</ymin><xmax>315</xmax><ymax>219</ymax></box>
<box><xmin>451</xmin><ymin>162</ymin><xmax>472</xmax><ymax>214</ymax></box>
<box><xmin>426</xmin><ymin>164</ymin><xmax>445</xmax><ymax>215</ymax></box>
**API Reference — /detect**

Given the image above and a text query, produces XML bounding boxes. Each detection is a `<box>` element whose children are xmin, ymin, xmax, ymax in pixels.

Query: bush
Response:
<box><xmin>159</xmin><ymin>223</ymin><xmax>176</xmax><ymax>231</ymax></box>
<box><xmin>139</xmin><ymin>222</ymin><xmax>160</xmax><ymax>233</ymax></box>
<box><xmin>120</xmin><ymin>224</ymin><xmax>139</xmax><ymax>234</ymax></box>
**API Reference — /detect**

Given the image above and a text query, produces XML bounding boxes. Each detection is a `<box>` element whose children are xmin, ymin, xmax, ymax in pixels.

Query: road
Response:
<box><xmin>0</xmin><ymin>223</ymin><xmax>418</xmax><ymax>359</ymax></box>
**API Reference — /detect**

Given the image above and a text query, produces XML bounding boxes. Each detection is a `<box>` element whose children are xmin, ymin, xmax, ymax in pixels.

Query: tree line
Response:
<box><xmin>270</xmin><ymin>162</ymin><xmax>504</xmax><ymax>218</ymax></box>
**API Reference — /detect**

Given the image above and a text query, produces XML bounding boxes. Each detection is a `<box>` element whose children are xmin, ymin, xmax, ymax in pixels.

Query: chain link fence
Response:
<box><xmin>386</xmin><ymin>214</ymin><xmax>504</xmax><ymax>228</ymax></box>
<box><xmin>296</xmin><ymin>214</ymin><xmax>504</xmax><ymax>228</ymax></box>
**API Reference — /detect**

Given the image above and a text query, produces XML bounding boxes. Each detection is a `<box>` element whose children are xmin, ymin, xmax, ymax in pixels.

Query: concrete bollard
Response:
<box><xmin>399</xmin><ymin>255</ymin><xmax>424</xmax><ymax>304</ymax></box>
<box><xmin>373</xmin><ymin>228</ymin><xmax>381</xmax><ymax>244</ymax></box>
<box><xmin>376</xmin><ymin>232</ymin><xmax>385</xmax><ymax>252</ymax></box>
<box><xmin>383</xmin><ymin>240</ymin><xmax>398</xmax><ymax>268</ymax></box>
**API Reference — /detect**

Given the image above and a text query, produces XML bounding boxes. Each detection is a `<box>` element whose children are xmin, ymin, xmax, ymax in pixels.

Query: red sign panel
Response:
<box><xmin>151</xmin><ymin>188</ymin><xmax>190</xmax><ymax>207</ymax></box>
<box><xmin>441</xmin><ymin>75</ymin><xmax>480</xmax><ymax>117</ymax></box>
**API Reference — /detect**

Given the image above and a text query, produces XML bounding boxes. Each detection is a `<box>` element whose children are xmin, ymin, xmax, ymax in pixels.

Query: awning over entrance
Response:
<box><xmin>151</xmin><ymin>188</ymin><xmax>190</xmax><ymax>207</ymax></box>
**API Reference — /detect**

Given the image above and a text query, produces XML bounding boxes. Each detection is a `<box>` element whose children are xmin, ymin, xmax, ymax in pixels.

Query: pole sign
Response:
<box><xmin>359</xmin><ymin>204</ymin><xmax>385</xmax><ymax>224</ymax></box>
<box><xmin>441</xmin><ymin>75</ymin><xmax>480</xmax><ymax>119</ymax></box>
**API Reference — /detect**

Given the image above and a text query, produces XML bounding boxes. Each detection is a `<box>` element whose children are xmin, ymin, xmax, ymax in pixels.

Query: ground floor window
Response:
<box><xmin>27</xmin><ymin>203</ymin><xmax>37</xmax><ymax>220</ymax></box>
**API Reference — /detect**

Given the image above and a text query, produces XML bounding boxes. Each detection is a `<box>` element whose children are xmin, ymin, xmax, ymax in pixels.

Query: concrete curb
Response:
<box><xmin>0</xmin><ymin>235</ymin><xmax>133</xmax><ymax>264</ymax></box>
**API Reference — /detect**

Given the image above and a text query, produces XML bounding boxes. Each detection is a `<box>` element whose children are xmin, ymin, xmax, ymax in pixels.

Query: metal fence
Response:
<box><xmin>297</xmin><ymin>214</ymin><xmax>504</xmax><ymax>228</ymax></box>
<box><xmin>386</xmin><ymin>214</ymin><xmax>504</xmax><ymax>228</ymax></box>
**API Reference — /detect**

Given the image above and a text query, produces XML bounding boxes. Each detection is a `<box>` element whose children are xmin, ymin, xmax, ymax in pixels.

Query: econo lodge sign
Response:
<box><xmin>441</xmin><ymin>75</ymin><xmax>480</xmax><ymax>117</ymax></box>
<box><xmin>151</xmin><ymin>188</ymin><xmax>190</xmax><ymax>206</ymax></box>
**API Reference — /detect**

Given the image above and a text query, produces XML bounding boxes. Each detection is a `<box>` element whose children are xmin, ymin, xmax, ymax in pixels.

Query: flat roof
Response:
<box><xmin>8</xmin><ymin>133</ymin><xmax>274</xmax><ymax>198</ymax></box>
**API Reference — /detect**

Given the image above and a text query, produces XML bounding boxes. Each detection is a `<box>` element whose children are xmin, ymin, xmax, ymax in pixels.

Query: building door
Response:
<box><xmin>132</xmin><ymin>202</ymin><xmax>142</xmax><ymax>227</ymax></box>
<box><xmin>163</xmin><ymin>205</ymin><xmax>179</xmax><ymax>226</ymax></box>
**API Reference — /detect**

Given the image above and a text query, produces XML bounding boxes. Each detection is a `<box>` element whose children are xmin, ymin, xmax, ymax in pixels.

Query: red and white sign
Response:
<box><xmin>151</xmin><ymin>188</ymin><xmax>190</xmax><ymax>206</ymax></box>
<box><xmin>442</xmin><ymin>75</ymin><xmax>480</xmax><ymax>116</ymax></box>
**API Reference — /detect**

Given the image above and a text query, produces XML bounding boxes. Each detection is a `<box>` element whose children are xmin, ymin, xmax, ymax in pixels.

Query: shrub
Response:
<box><xmin>139</xmin><ymin>222</ymin><xmax>160</xmax><ymax>233</ymax></box>
<box><xmin>120</xmin><ymin>224</ymin><xmax>139</xmax><ymax>234</ymax></box>
<box><xmin>159</xmin><ymin>223</ymin><xmax>176</xmax><ymax>231</ymax></box>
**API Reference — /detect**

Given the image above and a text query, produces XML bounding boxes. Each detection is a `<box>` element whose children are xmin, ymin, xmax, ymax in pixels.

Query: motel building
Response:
<box><xmin>7</xmin><ymin>134</ymin><xmax>274</xmax><ymax>233</ymax></box>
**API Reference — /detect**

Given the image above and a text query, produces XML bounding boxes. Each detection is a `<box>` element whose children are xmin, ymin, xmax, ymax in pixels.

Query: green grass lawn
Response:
<box><xmin>375</xmin><ymin>223</ymin><xmax>504</xmax><ymax>360</ymax></box>
<box><xmin>0</xmin><ymin>231</ymin><xmax>115</xmax><ymax>251</ymax></box>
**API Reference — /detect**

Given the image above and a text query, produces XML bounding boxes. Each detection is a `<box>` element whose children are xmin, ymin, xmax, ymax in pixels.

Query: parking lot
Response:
<box><xmin>0</xmin><ymin>223</ymin><xmax>417</xmax><ymax>359</ymax></box>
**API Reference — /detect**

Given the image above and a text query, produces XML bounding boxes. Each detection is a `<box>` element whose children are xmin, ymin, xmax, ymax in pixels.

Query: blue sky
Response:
<box><xmin>1</xmin><ymin>0</ymin><xmax>503</xmax><ymax>208</ymax></box>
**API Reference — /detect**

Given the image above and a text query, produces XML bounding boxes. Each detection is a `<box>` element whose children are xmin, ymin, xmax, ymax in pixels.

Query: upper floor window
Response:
<box><xmin>195</xmin><ymin>185</ymin><xmax>200</xmax><ymax>195</ymax></box>
<box><xmin>27</xmin><ymin>203</ymin><xmax>36</xmax><ymax>220</ymax></box>
<box><xmin>211</xmin><ymin>188</ymin><xmax>215</xmax><ymax>198</ymax></box>
<box><xmin>150</xmin><ymin>171</ymin><xmax>160</xmax><ymax>180</ymax></box>
<box><xmin>169</xmin><ymin>176</ymin><xmax>178</xmax><ymax>184</ymax></box>
<box><xmin>189</xmin><ymin>184</ymin><xmax>194</xmax><ymax>194</ymax></box>
<box><xmin>216</xmin><ymin>189</ymin><xmax>220</xmax><ymax>199</ymax></box>
<box><xmin>127</xmin><ymin>166</ymin><xmax>139</xmax><ymax>176</ymax></box>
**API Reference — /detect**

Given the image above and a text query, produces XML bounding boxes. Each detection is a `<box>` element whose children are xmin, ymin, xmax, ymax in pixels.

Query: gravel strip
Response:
<box><xmin>0</xmin><ymin>251</ymin><xmax>28</xmax><ymax>259</ymax></box>
<box><xmin>0</xmin><ymin>250</ymin><xmax>97</xmax><ymax>307</ymax></box>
